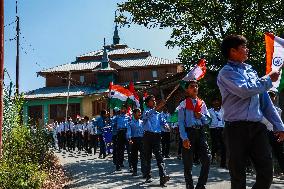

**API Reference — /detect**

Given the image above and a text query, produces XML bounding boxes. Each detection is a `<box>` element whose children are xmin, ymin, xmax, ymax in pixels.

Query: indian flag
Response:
<box><xmin>129</xmin><ymin>82</ymin><xmax>140</xmax><ymax>108</ymax></box>
<box><xmin>265</xmin><ymin>33</ymin><xmax>284</xmax><ymax>91</ymax></box>
<box><xmin>108</xmin><ymin>82</ymin><xmax>134</xmax><ymax>109</ymax></box>
<box><xmin>182</xmin><ymin>59</ymin><xmax>207</xmax><ymax>81</ymax></box>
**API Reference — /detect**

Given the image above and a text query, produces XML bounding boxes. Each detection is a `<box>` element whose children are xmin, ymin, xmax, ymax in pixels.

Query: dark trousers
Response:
<box><xmin>112</xmin><ymin>135</ymin><xmax>118</xmax><ymax>165</ymax></box>
<box><xmin>161</xmin><ymin>131</ymin><xmax>171</xmax><ymax>157</ymax></box>
<box><xmin>269</xmin><ymin>131</ymin><xmax>284</xmax><ymax>173</ymax></box>
<box><xmin>98</xmin><ymin>134</ymin><xmax>106</xmax><ymax>157</ymax></box>
<box><xmin>143</xmin><ymin>131</ymin><xmax>166</xmax><ymax>178</ymax></box>
<box><xmin>182</xmin><ymin>127</ymin><xmax>211</xmax><ymax>188</ymax></box>
<box><xmin>57</xmin><ymin>133</ymin><xmax>62</xmax><ymax>149</ymax></box>
<box><xmin>224</xmin><ymin>121</ymin><xmax>273</xmax><ymax>189</ymax></box>
<box><xmin>116</xmin><ymin>130</ymin><xmax>128</xmax><ymax>167</ymax></box>
<box><xmin>131</xmin><ymin>137</ymin><xmax>145</xmax><ymax>174</ymax></box>
<box><xmin>178</xmin><ymin>137</ymin><xmax>182</xmax><ymax>156</ymax></box>
<box><xmin>76</xmin><ymin>132</ymin><xmax>83</xmax><ymax>151</ymax></box>
<box><xmin>89</xmin><ymin>134</ymin><xmax>98</xmax><ymax>154</ymax></box>
<box><xmin>210</xmin><ymin>128</ymin><xmax>226</xmax><ymax>167</ymax></box>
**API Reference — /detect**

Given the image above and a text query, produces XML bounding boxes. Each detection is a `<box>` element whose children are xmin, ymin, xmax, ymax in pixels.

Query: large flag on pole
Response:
<box><xmin>129</xmin><ymin>81</ymin><xmax>140</xmax><ymax>108</ymax></box>
<box><xmin>108</xmin><ymin>82</ymin><xmax>134</xmax><ymax>109</ymax></box>
<box><xmin>265</xmin><ymin>33</ymin><xmax>284</xmax><ymax>91</ymax></box>
<box><xmin>182</xmin><ymin>59</ymin><xmax>207</xmax><ymax>81</ymax></box>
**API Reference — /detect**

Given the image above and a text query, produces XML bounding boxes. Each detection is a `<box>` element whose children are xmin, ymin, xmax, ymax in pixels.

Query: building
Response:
<box><xmin>23</xmin><ymin>24</ymin><xmax>183</xmax><ymax>125</ymax></box>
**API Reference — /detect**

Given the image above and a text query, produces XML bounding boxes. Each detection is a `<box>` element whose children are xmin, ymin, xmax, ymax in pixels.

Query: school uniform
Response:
<box><xmin>161</xmin><ymin>111</ymin><xmax>171</xmax><ymax>158</ymax></box>
<box><xmin>217</xmin><ymin>60</ymin><xmax>284</xmax><ymax>189</ymax></box>
<box><xmin>96</xmin><ymin>116</ymin><xmax>107</xmax><ymax>158</ymax></box>
<box><xmin>208</xmin><ymin>108</ymin><xmax>226</xmax><ymax>167</ymax></box>
<box><xmin>115</xmin><ymin>113</ymin><xmax>131</xmax><ymax>170</ymax></box>
<box><xmin>142</xmin><ymin>107</ymin><xmax>169</xmax><ymax>184</ymax></box>
<box><xmin>178</xmin><ymin>97</ymin><xmax>211</xmax><ymax>189</ymax></box>
<box><xmin>127</xmin><ymin>118</ymin><xmax>145</xmax><ymax>175</ymax></box>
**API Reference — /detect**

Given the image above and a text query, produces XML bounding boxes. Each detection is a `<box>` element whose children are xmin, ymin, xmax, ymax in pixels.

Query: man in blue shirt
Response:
<box><xmin>142</xmin><ymin>95</ymin><xmax>170</xmax><ymax>187</ymax></box>
<box><xmin>217</xmin><ymin>34</ymin><xmax>284</xmax><ymax>189</ymax></box>
<box><xmin>208</xmin><ymin>98</ymin><xmax>226</xmax><ymax>168</ymax></box>
<box><xmin>95</xmin><ymin>110</ymin><xmax>108</xmax><ymax>159</ymax></box>
<box><xmin>115</xmin><ymin>105</ymin><xmax>132</xmax><ymax>171</ymax></box>
<box><xmin>127</xmin><ymin>108</ymin><xmax>145</xmax><ymax>176</ymax></box>
<box><xmin>178</xmin><ymin>80</ymin><xmax>211</xmax><ymax>189</ymax></box>
<box><xmin>110</xmin><ymin>107</ymin><xmax>120</xmax><ymax>166</ymax></box>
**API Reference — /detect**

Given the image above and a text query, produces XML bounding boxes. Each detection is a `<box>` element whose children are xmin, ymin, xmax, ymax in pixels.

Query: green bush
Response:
<box><xmin>0</xmin><ymin>88</ymin><xmax>51</xmax><ymax>189</ymax></box>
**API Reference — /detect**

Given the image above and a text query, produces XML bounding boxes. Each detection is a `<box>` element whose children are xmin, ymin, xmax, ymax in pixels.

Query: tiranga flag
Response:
<box><xmin>265</xmin><ymin>33</ymin><xmax>284</xmax><ymax>91</ymax></box>
<box><xmin>129</xmin><ymin>81</ymin><xmax>140</xmax><ymax>108</ymax></box>
<box><xmin>108</xmin><ymin>82</ymin><xmax>134</xmax><ymax>109</ymax></box>
<box><xmin>182</xmin><ymin>59</ymin><xmax>207</xmax><ymax>81</ymax></box>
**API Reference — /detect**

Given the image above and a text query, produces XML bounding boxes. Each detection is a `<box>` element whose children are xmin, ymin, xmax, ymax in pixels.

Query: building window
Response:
<box><xmin>152</xmin><ymin>70</ymin><xmax>158</xmax><ymax>78</ymax></box>
<box><xmin>92</xmin><ymin>100</ymin><xmax>107</xmax><ymax>116</ymax></box>
<box><xmin>80</xmin><ymin>75</ymin><xmax>85</xmax><ymax>83</ymax></box>
<box><xmin>133</xmin><ymin>71</ymin><xmax>139</xmax><ymax>81</ymax></box>
<box><xmin>28</xmin><ymin>105</ymin><xmax>43</xmax><ymax>125</ymax></box>
<box><xmin>50</xmin><ymin>103</ymin><xmax>80</xmax><ymax>122</ymax></box>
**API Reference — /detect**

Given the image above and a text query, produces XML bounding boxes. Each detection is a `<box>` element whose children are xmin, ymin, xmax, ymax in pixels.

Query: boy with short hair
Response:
<box><xmin>178</xmin><ymin>80</ymin><xmax>211</xmax><ymax>189</ymax></box>
<box><xmin>142</xmin><ymin>95</ymin><xmax>170</xmax><ymax>186</ymax></box>
<box><xmin>217</xmin><ymin>34</ymin><xmax>284</xmax><ymax>188</ymax></box>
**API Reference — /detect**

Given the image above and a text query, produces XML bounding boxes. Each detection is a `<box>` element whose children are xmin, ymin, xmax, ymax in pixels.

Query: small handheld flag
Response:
<box><xmin>265</xmin><ymin>33</ymin><xmax>284</xmax><ymax>91</ymax></box>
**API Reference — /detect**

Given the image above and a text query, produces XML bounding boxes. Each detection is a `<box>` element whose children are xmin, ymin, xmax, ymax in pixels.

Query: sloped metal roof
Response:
<box><xmin>24</xmin><ymin>86</ymin><xmax>107</xmax><ymax>99</ymax></box>
<box><xmin>39</xmin><ymin>56</ymin><xmax>179</xmax><ymax>74</ymax></box>
<box><xmin>78</xmin><ymin>47</ymin><xmax>147</xmax><ymax>57</ymax></box>
<box><xmin>39</xmin><ymin>61</ymin><xmax>101</xmax><ymax>73</ymax></box>
<box><xmin>112</xmin><ymin>56</ymin><xmax>179</xmax><ymax>67</ymax></box>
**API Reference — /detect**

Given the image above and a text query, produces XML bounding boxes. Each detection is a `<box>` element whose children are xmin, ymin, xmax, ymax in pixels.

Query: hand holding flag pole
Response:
<box><xmin>164</xmin><ymin>59</ymin><xmax>207</xmax><ymax>102</ymax></box>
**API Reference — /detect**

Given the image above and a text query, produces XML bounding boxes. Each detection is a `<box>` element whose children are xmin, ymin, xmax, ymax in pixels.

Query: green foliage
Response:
<box><xmin>0</xmin><ymin>89</ymin><xmax>51</xmax><ymax>189</ymax></box>
<box><xmin>118</xmin><ymin>0</ymin><xmax>284</xmax><ymax>75</ymax></box>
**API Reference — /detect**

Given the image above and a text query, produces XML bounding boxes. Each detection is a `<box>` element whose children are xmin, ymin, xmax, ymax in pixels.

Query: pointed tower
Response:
<box><xmin>113</xmin><ymin>12</ymin><xmax>120</xmax><ymax>45</ymax></box>
<box><xmin>101</xmin><ymin>38</ymin><xmax>109</xmax><ymax>68</ymax></box>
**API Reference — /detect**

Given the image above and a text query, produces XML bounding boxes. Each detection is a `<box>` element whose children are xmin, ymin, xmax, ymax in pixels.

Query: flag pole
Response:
<box><xmin>165</xmin><ymin>83</ymin><xmax>180</xmax><ymax>102</ymax></box>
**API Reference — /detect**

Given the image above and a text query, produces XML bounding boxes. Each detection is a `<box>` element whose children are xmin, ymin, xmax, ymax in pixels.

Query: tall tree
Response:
<box><xmin>117</xmin><ymin>0</ymin><xmax>284</xmax><ymax>74</ymax></box>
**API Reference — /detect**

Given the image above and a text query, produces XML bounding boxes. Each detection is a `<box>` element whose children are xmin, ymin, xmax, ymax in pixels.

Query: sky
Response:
<box><xmin>4</xmin><ymin>0</ymin><xmax>180</xmax><ymax>92</ymax></box>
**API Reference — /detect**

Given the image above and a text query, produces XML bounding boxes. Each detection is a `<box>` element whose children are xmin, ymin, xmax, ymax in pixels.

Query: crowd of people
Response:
<box><xmin>44</xmin><ymin>34</ymin><xmax>284</xmax><ymax>189</ymax></box>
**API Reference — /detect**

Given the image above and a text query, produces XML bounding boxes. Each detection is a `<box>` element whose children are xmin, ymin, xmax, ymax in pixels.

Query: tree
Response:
<box><xmin>117</xmin><ymin>0</ymin><xmax>284</xmax><ymax>74</ymax></box>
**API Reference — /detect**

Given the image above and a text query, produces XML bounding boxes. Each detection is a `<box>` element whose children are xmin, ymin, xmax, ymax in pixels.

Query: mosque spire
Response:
<box><xmin>113</xmin><ymin>11</ymin><xmax>120</xmax><ymax>45</ymax></box>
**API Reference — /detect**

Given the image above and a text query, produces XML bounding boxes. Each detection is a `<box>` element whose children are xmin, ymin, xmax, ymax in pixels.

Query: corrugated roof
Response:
<box><xmin>39</xmin><ymin>56</ymin><xmax>179</xmax><ymax>74</ymax></box>
<box><xmin>40</xmin><ymin>61</ymin><xmax>101</xmax><ymax>73</ymax></box>
<box><xmin>78</xmin><ymin>47</ymin><xmax>147</xmax><ymax>57</ymax></box>
<box><xmin>24</xmin><ymin>86</ymin><xmax>107</xmax><ymax>99</ymax></box>
<box><xmin>112</xmin><ymin>56</ymin><xmax>179</xmax><ymax>67</ymax></box>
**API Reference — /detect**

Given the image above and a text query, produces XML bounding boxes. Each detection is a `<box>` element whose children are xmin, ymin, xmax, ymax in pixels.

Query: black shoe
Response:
<box><xmin>195</xmin><ymin>184</ymin><xmax>206</xmax><ymax>189</ymax></box>
<box><xmin>145</xmin><ymin>176</ymin><xmax>152</xmax><ymax>183</ymax></box>
<box><xmin>116</xmin><ymin>166</ymin><xmax>121</xmax><ymax>171</ymax></box>
<box><xmin>142</xmin><ymin>174</ymin><xmax>147</xmax><ymax>179</ymax></box>
<box><xmin>120</xmin><ymin>164</ymin><xmax>125</xmax><ymax>168</ymax></box>
<box><xmin>132</xmin><ymin>172</ymin><xmax>138</xmax><ymax>176</ymax></box>
<box><xmin>160</xmin><ymin>175</ymin><xmax>170</xmax><ymax>186</ymax></box>
<box><xmin>164</xmin><ymin>155</ymin><xmax>170</xmax><ymax>158</ymax></box>
<box><xmin>186</xmin><ymin>183</ymin><xmax>194</xmax><ymax>189</ymax></box>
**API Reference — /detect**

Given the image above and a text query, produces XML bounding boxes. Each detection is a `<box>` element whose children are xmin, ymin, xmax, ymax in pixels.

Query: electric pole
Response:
<box><xmin>16</xmin><ymin>1</ymin><xmax>19</xmax><ymax>95</ymax></box>
<box><xmin>0</xmin><ymin>0</ymin><xmax>4</xmax><ymax>156</ymax></box>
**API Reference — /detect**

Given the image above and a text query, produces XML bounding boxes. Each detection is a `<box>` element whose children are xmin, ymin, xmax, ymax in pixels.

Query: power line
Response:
<box><xmin>4</xmin><ymin>20</ymin><xmax>16</xmax><ymax>28</ymax></box>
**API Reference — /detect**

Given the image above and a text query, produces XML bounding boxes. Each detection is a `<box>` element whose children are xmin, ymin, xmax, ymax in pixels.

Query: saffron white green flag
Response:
<box><xmin>182</xmin><ymin>59</ymin><xmax>207</xmax><ymax>81</ymax></box>
<box><xmin>108</xmin><ymin>82</ymin><xmax>134</xmax><ymax>109</ymax></box>
<box><xmin>265</xmin><ymin>33</ymin><xmax>284</xmax><ymax>91</ymax></box>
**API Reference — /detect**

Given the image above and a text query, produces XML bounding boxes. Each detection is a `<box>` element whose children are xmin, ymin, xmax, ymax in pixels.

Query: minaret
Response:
<box><xmin>101</xmin><ymin>38</ymin><xmax>109</xmax><ymax>69</ymax></box>
<box><xmin>113</xmin><ymin>12</ymin><xmax>120</xmax><ymax>45</ymax></box>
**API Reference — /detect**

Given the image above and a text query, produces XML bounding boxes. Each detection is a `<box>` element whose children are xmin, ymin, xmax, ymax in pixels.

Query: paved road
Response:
<box><xmin>55</xmin><ymin>150</ymin><xmax>284</xmax><ymax>189</ymax></box>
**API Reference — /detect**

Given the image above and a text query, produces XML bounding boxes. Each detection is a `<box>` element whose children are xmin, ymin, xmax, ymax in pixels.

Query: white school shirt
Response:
<box><xmin>208</xmin><ymin>108</ymin><xmax>224</xmax><ymax>128</ymax></box>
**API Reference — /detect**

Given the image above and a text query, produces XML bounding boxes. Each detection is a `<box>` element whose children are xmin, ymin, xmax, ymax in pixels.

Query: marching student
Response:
<box><xmin>95</xmin><ymin>110</ymin><xmax>108</xmax><ymax>159</ymax></box>
<box><xmin>115</xmin><ymin>105</ymin><xmax>132</xmax><ymax>171</ymax></box>
<box><xmin>178</xmin><ymin>80</ymin><xmax>211</xmax><ymax>189</ymax></box>
<box><xmin>208</xmin><ymin>98</ymin><xmax>226</xmax><ymax>168</ymax></box>
<box><xmin>217</xmin><ymin>34</ymin><xmax>284</xmax><ymax>188</ymax></box>
<box><xmin>161</xmin><ymin>108</ymin><xmax>171</xmax><ymax>158</ymax></box>
<box><xmin>127</xmin><ymin>108</ymin><xmax>145</xmax><ymax>176</ymax></box>
<box><xmin>110</xmin><ymin>107</ymin><xmax>120</xmax><ymax>165</ymax></box>
<box><xmin>142</xmin><ymin>95</ymin><xmax>170</xmax><ymax>187</ymax></box>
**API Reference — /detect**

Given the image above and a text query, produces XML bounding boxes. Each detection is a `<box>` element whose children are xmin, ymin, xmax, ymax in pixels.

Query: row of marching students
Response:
<box><xmin>54</xmin><ymin>115</ymin><xmax>108</xmax><ymax>158</ymax></box>
<box><xmin>110</xmin><ymin>96</ymin><xmax>171</xmax><ymax>187</ymax></box>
